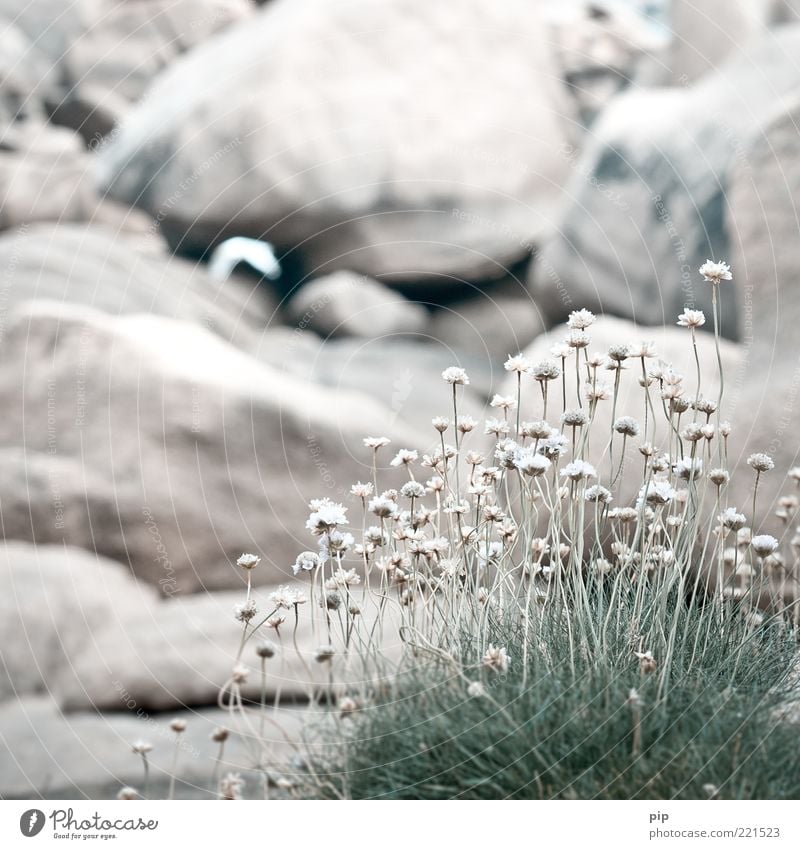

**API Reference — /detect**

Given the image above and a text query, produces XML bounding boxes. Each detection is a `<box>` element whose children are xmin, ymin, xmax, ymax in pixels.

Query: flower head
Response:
<box><xmin>567</xmin><ymin>308</ymin><xmax>596</xmax><ymax>330</ymax></box>
<box><xmin>747</xmin><ymin>453</ymin><xmax>775</xmax><ymax>473</ymax></box>
<box><xmin>442</xmin><ymin>366</ymin><xmax>470</xmax><ymax>385</ymax></box>
<box><xmin>751</xmin><ymin>534</ymin><xmax>779</xmax><ymax>557</ymax></box>
<box><xmin>677</xmin><ymin>309</ymin><xmax>706</xmax><ymax>328</ymax></box>
<box><xmin>504</xmin><ymin>354</ymin><xmax>531</xmax><ymax>374</ymax></box>
<box><xmin>236</xmin><ymin>553</ymin><xmax>260</xmax><ymax>570</ymax></box>
<box><xmin>699</xmin><ymin>259</ymin><xmax>732</xmax><ymax>284</ymax></box>
<box><xmin>482</xmin><ymin>644</ymin><xmax>509</xmax><ymax>673</ymax></box>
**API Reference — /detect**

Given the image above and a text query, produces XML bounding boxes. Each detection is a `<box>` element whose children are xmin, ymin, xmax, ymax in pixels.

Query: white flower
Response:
<box><xmin>747</xmin><ymin>453</ymin><xmax>775</xmax><ymax>473</ymax></box>
<box><xmin>567</xmin><ymin>308</ymin><xmax>596</xmax><ymax>329</ymax></box>
<box><xmin>751</xmin><ymin>534</ymin><xmax>779</xmax><ymax>557</ymax></box>
<box><xmin>490</xmin><ymin>394</ymin><xmax>517</xmax><ymax>410</ymax></box>
<box><xmin>350</xmin><ymin>481</ymin><xmax>374</xmax><ymax>499</ymax></box>
<box><xmin>363</xmin><ymin>436</ymin><xmax>390</xmax><ymax>450</ymax></box>
<box><xmin>236</xmin><ymin>553</ymin><xmax>260</xmax><ymax>570</ymax></box>
<box><xmin>234</xmin><ymin>598</ymin><xmax>257</xmax><ymax>622</ymax></box>
<box><xmin>482</xmin><ymin>644</ymin><xmax>509</xmax><ymax>673</ymax></box>
<box><xmin>306</xmin><ymin>498</ymin><xmax>348</xmax><ymax>534</ymax></box>
<box><xmin>400</xmin><ymin>481</ymin><xmax>426</xmax><ymax>499</ymax></box>
<box><xmin>431</xmin><ymin>416</ymin><xmax>449</xmax><ymax>432</ymax></box>
<box><xmin>270</xmin><ymin>586</ymin><xmax>307</xmax><ymax>609</ymax></box>
<box><xmin>504</xmin><ymin>354</ymin><xmax>531</xmax><ymax>374</ymax></box>
<box><xmin>330</xmin><ymin>567</ymin><xmax>361</xmax><ymax>587</ymax></box>
<box><xmin>442</xmin><ymin>366</ymin><xmax>470</xmax><ymax>385</ymax></box>
<box><xmin>293</xmin><ymin>550</ymin><xmax>324</xmax><ymax>575</ymax></box>
<box><xmin>699</xmin><ymin>259</ymin><xmax>732</xmax><ymax>284</ymax></box>
<box><xmin>637</xmin><ymin>480</ymin><xmax>676</xmax><ymax>508</ymax></box>
<box><xmin>467</xmin><ymin>681</ymin><xmax>487</xmax><ymax>698</ymax></box>
<box><xmin>485</xmin><ymin>417</ymin><xmax>511</xmax><ymax>437</ymax></box>
<box><xmin>369</xmin><ymin>495</ymin><xmax>399</xmax><ymax>519</ymax></box>
<box><xmin>513</xmin><ymin>447</ymin><xmax>551</xmax><ymax>477</ymax></box>
<box><xmin>131</xmin><ymin>740</ymin><xmax>153</xmax><ymax>755</ymax></box>
<box><xmin>390</xmin><ymin>449</ymin><xmax>418</xmax><ymax>467</ymax></box>
<box><xmin>677</xmin><ymin>309</ymin><xmax>706</xmax><ymax>328</ymax></box>
<box><xmin>720</xmin><ymin>508</ymin><xmax>746</xmax><ymax>531</ymax></box>
<box><xmin>630</xmin><ymin>340</ymin><xmax>657</xmax><ymax>358</ymax></box>
<box><xmin>585</xmin><ymin>485</ymin><xmax>613</xmax><ymax>504</ymax></box>
<box><xmin>674</xmin><ymin>456</ymin><xmax>703</xmax><ymax>481</ymax></box>
<box><xmin>560</xmin><ymin>461</ymin><xmax>597</xmax><ymax>482</ymax></box>
<box><xmin>550</xmin><ymin>342</ymin><xmax>573</xmax><ymax>359</ymax></box>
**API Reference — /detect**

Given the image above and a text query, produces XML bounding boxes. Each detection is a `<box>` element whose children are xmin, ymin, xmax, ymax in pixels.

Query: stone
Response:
<box><xmin>528</xmin><ymin>25</ymin><xmax>800</xmax><ymax>341</ymax></box>
<box><xmin>428</xmin><ymin>278</ymin><xmax>547</xmax><ymax>366</ymax></box>
<box><xmin>501</xmin><ymin>316</ymin><xmax>743</xmax><ymax>507</ymax></box>
<box><xmin>98</xmin><ymin>0</ymin><xmax>577</xmax><ymax>283</ymax></box>
<box><xmin>0</xmin><ymin>695</ymin><xmax>311</xmax><ymax>799</ymax></box>
<box><xmin>727</xmin><ymin>92</ymin><xmax>800</xmax><ymax>522</ymax></box>
<box><xmin>286</xmin><ymin>272</ymin><xmax>428</xmax><ymax>339</ymax></box>
<box><xmin>0</xmin><ymin>542</ymin><xmax>157</xmax><ymax>703</ymax></box>
<box><xmin>55</xmin><ymin>585</ymin><xmax>404</xmax><ymax>712</ymax></box>
<box><xmin>0</xmin><ymin>122</ymin><xmax>96</xmax><ymax>230</ymax></box>
<box><xmin>0</xmin><ymin>223</ymin><xmax>276</xmax><ymax>352</ymax></box>
<box><xmin>0</xmin><ymin>302</ymin><xmax>426</xmax><ymax>592</ymax></box>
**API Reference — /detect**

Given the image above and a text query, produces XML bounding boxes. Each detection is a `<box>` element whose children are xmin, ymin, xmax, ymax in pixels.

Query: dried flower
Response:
<box><xmin>504</xmin><ymin>353</ymin><xmax>532</xmax><ymax>373</ymax></box>
<box><xmin>219</xmin><ymin>772</ymin><xmax>245</xmax><ymax>800</ymax></box>
<box><xmin>170</xmin><ymin>719</ymin><xmax>187</xmax><ymax>734</ymax></box>
<box><xmin>391</xmin><ymin>448</ymin><xmax>418</xmax><ymax>467</ymax></box>
<box><xmin>117</xmin><ymin>786</ymin><xmax>139</xmax><ymax>800</ymax></box>
<box><xmin>751</xmin><ymin>534</ymin><xmax>779</xmax><ymax>557</ymax></box>
<box><xmin>567</xmin><ymin>308</ymin><xmax>596</xmax><ymax>329</ymax></box>
<box><xmin>256</xmin><ymin>640</ymin><xmax>277</xmax><ymax>659</ymax></box>
<box><xmin>614</xmin><ymin>416</ymin><xmax>640</xmax><ymax>437</ymax></box>
<box><xmin>131</xmin><ymin>741</ymin><xmax>153</xmax><ymax>755</ymax></box>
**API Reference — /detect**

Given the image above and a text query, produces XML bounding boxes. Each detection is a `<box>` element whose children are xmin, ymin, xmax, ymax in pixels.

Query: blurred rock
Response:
<box><xmin>57</xmin><ymin>0</ymin><xmax>253</xmax><ymax>140</ymax></box>
<box><xmin>0</xmin><ymin>122</ymin><xmax>95</xmax><ymax>229</ymax></box>
<box><xmin>0</xmin><ymin>303</ymin><xmax>426</xmax><ymax>592</ymax></box>
<box><xmin>667</xmin><ymin>0</ymin><xmax>771</xmax><ymax>84</ymax></box>
<box><xmin>727</xmin><ymin>93</ymin><xmax>800</xmax><ymax>521</ymax></box>
<box><xmin>0</xmin><ymin>223</ymin><xmax>275</xmax><ymax>350</ymax></box>
<box><xmin>98</xmin><ymin>0</ymin><xmax>577</xmax><ymax>283</ymax></box>
<box><xmin>0</xmin><ymin>22</ymin><xmax>58</xmax><ymax>123</ymax></box>
<box><xmin>0</xmin><ymin>695</ymin><xmax>310</xmax><ymax>799</ymax></box>
<box><xmin>529</xmin><ymin>25</ymin><xmax>800</xmax><ymax>340</ymax></box>
<box><xmin>429</xmin><ymin>279</ymin><xmax>546</xmax><ymax>365</ymax></box>
<box><xmin>0</xmin><ymin>542</ymin><xmax>156</xmax><ymax>703</ymax></box>
<box><xmin>56</xmin><ymin>585</ymin><xmax>403</xmax><ymax>712</ymax></box>
<box><xmin>286</xmin><ymin>272</ymin><xmax>428</xmax><ymax>339</ymax></box>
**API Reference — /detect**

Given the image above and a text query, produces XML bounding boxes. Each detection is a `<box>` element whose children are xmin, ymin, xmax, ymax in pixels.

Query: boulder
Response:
<box><xmin>0</xmin><ymin>223</ymin><xmax>276</xmax><ymax>351</ymax></box>
<box><xmin>429</xmin><ymin>277</ymin><xmax>547</xmax><ymax>366</ymax></box>
<box><xmin>0</xmin><ymin>303</ymin><xmax>426</xmax><ymax>592</ymax></box>
<box><xmin>57</xmin><ymin>0</ymin><xmax>254</xmax><ymax>140</ymax></box>
<box><xmin>666</xmin><ymin>0</ymin><xmax>772</xmax><ymax>84</ymax></box>
<box><xmin>98</xmin><ymin>0</ymin><xmax>577</xmax><ymax>283</ymax></box>
<box><xmin>0</xmin><ymin>122</ymin><xmax>96</xmax><ymax>230</ymax></box>
<box><xmin>0</xmin><ymin>542</ymin><xmax>156</xmax><ymax>703</ymax></box>
<box><xmin>286</xmin><ymin>271</ymin><xmax>428</xmax><ymax>339</ymax></box>
<box><xmin>56</xmin><ymin>584</ymin><xmax>404</xmax><ymax>712</ymax></box>
<box><xmin>0</xmin><ymin>695</ymin><xmax>310</xmax><ymax>799</ymax></box>
<box><xmin>727</xmin><ymin>93</ymin><xmax>800</xmax><ymax>522</ymax></box>
<box><xmin>528</xmin><ymin>25</ymin><xmax>800</xmax><ymax>341</ymax></box>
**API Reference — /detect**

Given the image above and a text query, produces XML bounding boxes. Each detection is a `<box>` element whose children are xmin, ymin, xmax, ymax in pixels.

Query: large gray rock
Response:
<box><xmin>666</xmin><ymin>0</ymin><xmax>773</xmax><ymax>83</ymax></box>
<box><xmin>59</xmin><ymin>0</ymin><xmax>254</xmax><ymax>139</ymax></box>
<box><xmin>286</xmin><ymin>272</ymin><xmax>428</xmax><ymax>339</ymax></box>
<box><xmin>98</xmin><ymin>0</ymin><xmax>577</xmax><ymax>283</ymax></box>
<box><xmin>0</xmin><ymin>123</ymin><xmax>96</xmax><ymax>230</ymax></box>
<box><xmin>0</xmin><ymin>542</ymin><xmax>156</xmax><ymax>703</ymax></box>
<box><xmin>0</xmin><ymin>303</ymin><xmax>425</xmax><ymax>592</ymax></box>
<box><xmin>727</xmin><ymin>94</ymin><xmax>800</xmax><ymax>522</ymax></box>
<box><xmin>529</xmin><ymin>25</ymin><xmax>800</xmax><ymax>341</ymax></box>
<box><xmin>0</xmin><ymin>695</ymin><xmax>310</xmax><ymax>799</ymax></box>
<box><xmin>56</xmin><ymin>585</ymin><xmax>404</xmax><ymax>712</ymax></box>
<box><xmin>0</xmin><ymin>223</ymin><xmax>276</xmax><ymax>351</ymax></box>
<box><xmin>429</xmin><ymin>278</ymin><xmax>547</xmax><ymax>366</ymax></box>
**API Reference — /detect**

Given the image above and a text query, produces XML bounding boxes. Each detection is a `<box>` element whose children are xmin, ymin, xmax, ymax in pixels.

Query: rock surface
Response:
<box><xmin>0</xmin><ymin>695</ymin><xmax>310</xmax><ymax>799</ymax></box>
<box><xmin>0</xmin><ymin>542</ymin><xmax>156</xmax><ymax>703</ymax></box>
<box><xmin>0</xmin><ymin>303</ymin><xmax>425</xmax><ymax>592</ymax></box>
<box><xmin>98</xmin><ymin>0</ymin><xmax>577</xmax><ymax>283</ymax></box>
<box><xmin>286</xmin><ymin>271</ymin><xmax>428</xmax><ymax>339</ymax></box>
<box><xmin>529</xmin><ymin>25</ymin><xmax>800</xmax><ymax>340</ymax></box>
<box><xmin>0</xmin><ymin>222</ymin><xmax>276</xmax><ymax>351</ymax></box>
